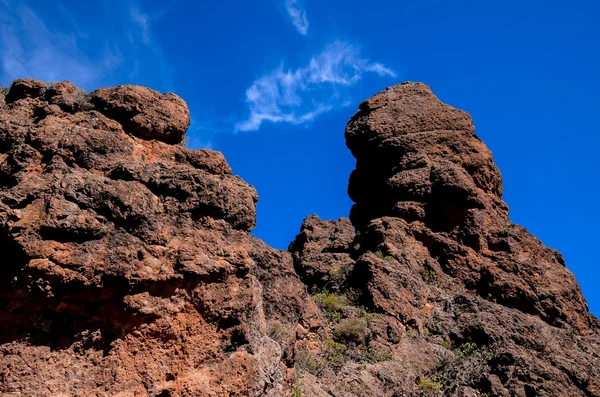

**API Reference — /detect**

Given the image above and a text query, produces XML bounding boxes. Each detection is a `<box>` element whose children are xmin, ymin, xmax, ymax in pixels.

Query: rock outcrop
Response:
<box><xmin>287</xmin><ymin>83</ymin><xmax>599</xmax><ymax>396</ymax></box>
<box><xmin>0</xmin><ymin>80</ymin><xmax>281</xmax><ymax>396</ymax></box>
<box><xmin>0</xmin><ymin>79</ymin><xmax>598</xmax><ymax>397</ymax></box>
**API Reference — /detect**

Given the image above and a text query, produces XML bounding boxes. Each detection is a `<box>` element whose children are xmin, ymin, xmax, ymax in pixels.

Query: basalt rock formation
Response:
<box><xmin>0</xmin><ymin>79</ymin><xmax>598</xmax><ymax>397</ymax></box>
<box><xmin>0</xmin><ymin>79</ymin><xmax>282</xmax><ymax>396</ymax></box>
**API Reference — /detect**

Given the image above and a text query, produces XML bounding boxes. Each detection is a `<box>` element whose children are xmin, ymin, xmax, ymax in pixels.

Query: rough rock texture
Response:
<box><xmin>0</xmin><ymin>79</ymin><xmax>281</xmax><ymax>396</ymax></box>
<box><xmin>0</xmin><ymin>79</ymin><xmax>598</xmax><ymax>397</ymax></box>
<box><xmin>285</xmin><ymin>83</ymin><xmax>599</xmax><ymax>397</ymax></box>
<box><xmin>288</xmin><ymin>215</ymin><xmax>356</xmax><ymax>292</ymax></box>
<box><xmin>5</xmin><ymin>79</ymin><xmax>47</xmax><ymax>103</ymax></box>
<box><xmin>89</xmin><ymin>85</ymin><xmax>190</xmax><ymax>144</ymax></box>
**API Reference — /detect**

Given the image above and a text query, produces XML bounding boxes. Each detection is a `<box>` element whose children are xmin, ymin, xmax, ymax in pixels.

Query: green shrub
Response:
<box><xmin>295</xmin><ymin>348</ymin><xmax>324</xmax><ymax>375</ymax></box>
<box><xmin>432</xmin><ymin>342</ymin><xmax>495</xmax><ymax>391</ymax></box>
<box><xmin>0</xmin><ymin>86</ymin><xmax>8</xmax><ymax>96</ymax></box>
<box><xmin>374</xmin><ymin>250</ymin><xmax>394</xmax><ymax>261</ymax></box>
<box><xmin>328</xmin><ymin>263</ymin><xmax>353</xmax><ymax>283</ymax></box>
<box><xmin>457</xmin><ymin>342</ymin><xmax>478</xmax><ymax>358</ymax></box>
<box><xmin>417</xmin><ymin>378</ymin><xmax>443</xmax><ymax>390</ymax></box>
<box><xmin>419</xmin><ymin>266</ymin><xmax>438</xmax><ymax>284</ymax></box>
<box><xmin>291</xmin><ymin>386</ymin><xmax>303</xmax><ymax>397</ymax></box>
<box><xmin>296</xmin><ymin>340</ymin><xmax>349</xmax><ymax>375</ymax></box>
<box><xmin>422</xmin><ymin>327</ymin><xmax>430</xmax><ymax>336</ymax></box>
<box><xmin>357</xmin><ymin>306</ymin><xmax>379</xmax><ymax>321</ymax></box>
<box><xmin>312</xmin><ymin>291</ymin><xmax>348</xmax><ymax>317</ymax></box>
<box><xmin>74</xmin><ymin>88</ymin><xmax>93</xmax><ymax>111</ymax></box>
<box><xmin>323</xmin><ymin>339</ymin><xmax>347</xmax><ymax>369</ymax></box>
<box><xmin>334</xmin><ymin>317</ymin><xmax>368</xmax><ymax>343</ymax></box>
<box><xmin>442</xmin><ymin>338</ymin><xmax>452</xmax><ymax>349</ymax></box>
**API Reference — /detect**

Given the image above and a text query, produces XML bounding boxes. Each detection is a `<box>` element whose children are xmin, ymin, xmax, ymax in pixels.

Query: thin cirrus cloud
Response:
<box><xmin>0</xmin><ymin>2</ymin><xmax>171</xmax><ymax>91</ymax></box>
<box><xmin>285</xmin><ymin>0</ymin><xmax>309</xmax><ymax>35</ymax></box>
<box><xmin>0</xmin><ymin>3</ymin><xmax>122</xmax><ymax>88</ymax></box>
<box><xmin>235</xmin><ymin>42</ymin><xmax>396</xmax><ymax>132</ymax></box>
<box><xmin>130</xmin><ymin>7</ymin><xmax>151</xmax><ymax>44</ymax></box>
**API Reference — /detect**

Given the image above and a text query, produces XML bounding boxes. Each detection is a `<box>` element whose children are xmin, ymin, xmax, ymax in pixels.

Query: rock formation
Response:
<box><xmin>0</xmin><ymin>79</ymin><xmax>598</xmax><ymax>397</ymax></box>
<box><xmin>0</xmin><ymin>79</ymin><xmax>282</xmax><ymax>396</ymax></box>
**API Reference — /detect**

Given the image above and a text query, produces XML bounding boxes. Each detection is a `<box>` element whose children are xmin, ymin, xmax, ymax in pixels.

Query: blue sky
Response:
<box><xmin>1</xmin><ymin>0</ymin><xmax>599</xmax><ymax>315</ymax></box>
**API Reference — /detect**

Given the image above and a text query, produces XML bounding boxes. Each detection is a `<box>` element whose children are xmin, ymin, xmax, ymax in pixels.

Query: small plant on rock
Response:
<box><xmin>74</xmin><ymin>88</ymin><xmax>93</xmax><ymax>111</ymax></box>
<box><xmin>295</xmin><ymin>348</ymin><xmax>324</xmax><ymax>375</ymax></box>
<box><xmin>431</xmin><ymin>341</ymin><xmax>496</xmax><ymax>392</ymax></box>
<box><xmin>442</xmin><ymin>338</ymin><xmax>452</xmax><ymax>350</ymax></box>
<box><xmin>417</xmin><ymin>378</ymin><xmax>444</xmax><ymax>390</ymax></box>
<box><xmin>375</xmin><ymin>250</ymin><xmax>394</xmax><ymax>261</ymax></box>
<box><xmin>323</xmin><ymin>339</ymin><xmax>347</xmax><ymax>370</ymax></box>
<box><xmin>0</xmin><ymin>86</ymin><xmax>8</xmax><ymax>96</ymax></box>
<box><xmin>360</xmin><ymin>345</ymin><xmax>393</xmax><ymax>363</ymax></box>
<box><xmin>296</xmin><ymin>340</ymin><xmax>349</xmax><ymax>375</ymax></box>
<box><xmin>334</xmin><ymin>317</ymin><xmax>368</xmax><ymax>344</ymax></box>
<box><xmin>268</xmin><ymin>321</ymin><xmax>290</xmax><ymax>343</ymax></box>
<box><xmin>420</xmin><ymin>265</ymin><xmax>438</xmax><ymax>285</ymax></box>
<box><xmin>358</xmin><ymin>306</ymin><xmax>379</xmax><ymax>321</ymax></box>
<box><xmin>328</xmin><ymin>262</ymin><xmax>353</xmax><ymax>284</ymax></box>
<box><xmin>178</xmin><ymin>134</ymin><xmax>191</xmax><ymax>148</ymax></box>
<box><xmin>312</xmin><ymin>291</ymin><xmax>348</xmax><ymax>319</ymax></box>
<box><xmin>457</xmin><ymin>342</ymin><xmax>478</xmax><ymax>358</ymax></box>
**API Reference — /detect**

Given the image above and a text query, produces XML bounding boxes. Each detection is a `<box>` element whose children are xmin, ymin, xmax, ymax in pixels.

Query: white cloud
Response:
<box><xmin>130</xmin><ymin>7</ymin><xmax>151</xmax><ymax>44</ymax></box>
<box><xmin>285</xmin><ymin>0</ymin><xmax>309</xmax><ymax>35</ymax></box>
<box><xmin>365</xmin><ymin>63</ymin><xmax>396</xmax><ymax>78</ymax></box>
<box><xmin>0</xmin><ymin>4</ymin><xmax>122</xmax><ymax>88</ymax></box>
<box><xmin>236</xmin><ymin>42</ymin><xmax>396</xmax><ymax>132</ymax></box>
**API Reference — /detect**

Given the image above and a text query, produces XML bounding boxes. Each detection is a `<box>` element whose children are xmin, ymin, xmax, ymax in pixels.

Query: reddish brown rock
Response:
<box><xmin>0</xmin><ymin>81</ymin><xmax>281</xmax><ymax>396</ymax></box>
<box><xmin>281</xmin><ymin>82</ymin><xmax>599</xmax><ymax>397</ymax></box>
<box><xmin>44</xmin><ymin>80</ymin><xmax>88</xmax><ymax>113</ymax></box>
<box><xmin>5</xmin><ymin>78</ymin><xmax>47</xmax><ymax>103</ymax></box>
<box><xmin>289</xmin><ymin>215</ymin><xmax>356</xmax><ymax>292</ymax></box>
<box><xmin>1</xmin><ymin>79</ymin><xmax>598</xmax><ymax>397</ymax></box>
<box><xmin>89</xmin><ymin>85</ymin><xmax>191</xmax><ymax>144</ymax></box>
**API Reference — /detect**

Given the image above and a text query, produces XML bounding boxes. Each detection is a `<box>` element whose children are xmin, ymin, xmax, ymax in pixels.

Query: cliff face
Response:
<box><xmin>0</xmin><ymin>79</ymin><xmax>598</xmax><ymax>397</ymax></box>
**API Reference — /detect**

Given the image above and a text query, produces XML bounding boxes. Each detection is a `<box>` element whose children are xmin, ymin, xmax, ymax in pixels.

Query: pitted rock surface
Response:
<box><xmin>0</xmin><ymin>79</ymin><xmax>598</xmax><ymax>397</ymax></box>
<box><xmin>286</xmin><ymin>82</ymin><xmax>599</xmax><ymax>396</ymax></box>
<box><xmin>90</xmin><ymin>85</ymin><xmax>191</xmax><ymax>144</ymax></box>
<box><xmin>0</xmin><ymin>79</ymin><xmax>280</xmax><ymax>396</ymax></box>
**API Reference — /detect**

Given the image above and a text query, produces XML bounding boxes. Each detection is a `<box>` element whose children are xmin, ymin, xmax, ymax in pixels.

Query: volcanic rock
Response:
<box><xmin>0</xmin><ymin>79</ymin><xmax>598</xmax><ymax>397</ymax></box>
<box><xmin>5</xmin><ymin>78</ymin><xmax>47</xmax><ymax>103</ymax></box>
<box><xmin>0</xmin><ymin>79</ymin><xmax>280</xmax><ymax>396</ymax></box>
<box><xmin>288</xmin><ymin>215</ymin><xmax>356</xmax><ymax>292</ymax></box>
<box><xmin>89</xmin><ymin>85</ymin><xmax>191</xmax><ymax>144</ymax></box>
<box><xmin>285</xmin><ymin>82</ymin><xmax>599</xmax><ymax>396</ymax></box>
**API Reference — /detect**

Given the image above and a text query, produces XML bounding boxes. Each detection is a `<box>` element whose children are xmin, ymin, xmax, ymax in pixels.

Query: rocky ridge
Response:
<box><xmin>0</xmin><ymin>79</ymin><xmax>598</xmax><ymax>397</ymax></box>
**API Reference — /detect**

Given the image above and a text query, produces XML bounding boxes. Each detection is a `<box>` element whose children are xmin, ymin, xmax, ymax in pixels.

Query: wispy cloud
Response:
<box><xmin>0</xmin><ymin>4</ymin><xmax>122</xmax><ymax>87</ymax></box>
<box><xmin>285</xmin><ymin>0</ymin><xmax>308</xmax><ymax>35</ymax></box>
<box><xmin>130</xmin><ymin>6</ymin><xmax>151</xmax><ymax>44</ymax></box>
<box><xmin>0</xmin><ymin>2</ymin><xmax>172</xmax><ymax>92</ymax></box>
<box><xmin>236</xmin><ymin>42</ymin><xmax>395</xmax><ymax>132</ymax></box>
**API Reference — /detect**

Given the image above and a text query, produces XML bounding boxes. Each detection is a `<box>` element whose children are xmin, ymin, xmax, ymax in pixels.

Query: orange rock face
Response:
<box><xmin>0</xmin><ymin>79</ymin><xmax>598</xmax><ymax>397</ymax></box>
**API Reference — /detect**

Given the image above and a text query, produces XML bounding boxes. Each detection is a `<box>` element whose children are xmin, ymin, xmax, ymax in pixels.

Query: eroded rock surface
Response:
<box><xmin>0</xmin><ymin>79</ymin><xmax>280</xmax><ymax>396</ymax></box>
<box><xmin>0</xmin><ymin>79</ymin><xmax>598</xmax><ymax>397</ymax></box>
<box><xmin>285</xmin><ymin>82</ymin><xmax>599</xmax><ymax>397</ymax></box>
<box><xmin>89</xmin><ymin>85</ymin><xmax>191</xmax><ymax>144</ymax></box>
